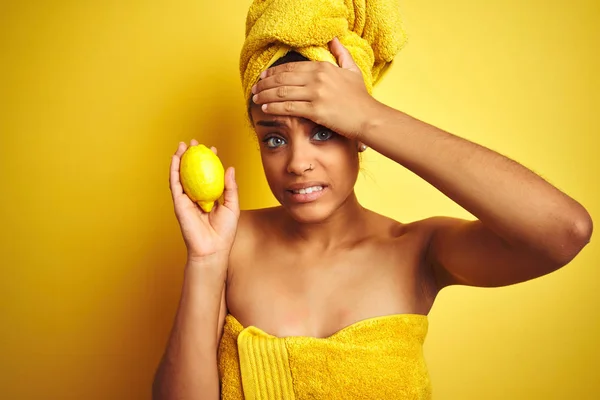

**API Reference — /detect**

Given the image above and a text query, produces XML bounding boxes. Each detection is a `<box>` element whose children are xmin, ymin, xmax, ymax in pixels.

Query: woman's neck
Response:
<box><xmin>280</xmin><ymin>192</ymin><xmax>370</xmax><ymax>253</ymax></box>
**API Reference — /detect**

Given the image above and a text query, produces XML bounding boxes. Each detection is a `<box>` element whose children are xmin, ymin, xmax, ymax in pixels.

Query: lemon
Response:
<box><xmin>179</xmin><ymin>144</ymin><xmax>225</xmax><ymax>212</ymax></box>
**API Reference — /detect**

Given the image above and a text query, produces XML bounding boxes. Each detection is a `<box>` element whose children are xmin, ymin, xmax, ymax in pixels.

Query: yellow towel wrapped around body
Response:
<box><xmin>218</xmin><ymin>313</ymin><xmax>432</xmax><ymax>399</ymax></box>
<box><xmin>239</xmin><ymin>0</ymin><xmax>409</xmax><ymax>103</ymax></box>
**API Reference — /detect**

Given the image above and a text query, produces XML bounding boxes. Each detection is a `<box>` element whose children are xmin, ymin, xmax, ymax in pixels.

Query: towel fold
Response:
<box><xmin>239</xmin><ymin>0</ymin><xmax>409</xmax><ymax>103</ymax></box>
<box><xmin>218</xmin><ymin>313</ymin><xmax>432</xmax><ymax>399</ymax></box>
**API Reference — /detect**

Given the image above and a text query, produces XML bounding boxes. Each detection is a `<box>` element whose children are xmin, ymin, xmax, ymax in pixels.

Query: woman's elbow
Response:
<box><xmin>550</xmin><ymin>208</ymin><xmax>593</xmax><ymax>267</ymax></box>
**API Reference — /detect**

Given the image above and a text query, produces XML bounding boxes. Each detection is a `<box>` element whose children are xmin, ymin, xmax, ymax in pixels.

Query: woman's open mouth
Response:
<box><xmin>285</xmin><ymin>184</ymin><xmax>328</xmax><ymax>203</ymax></box>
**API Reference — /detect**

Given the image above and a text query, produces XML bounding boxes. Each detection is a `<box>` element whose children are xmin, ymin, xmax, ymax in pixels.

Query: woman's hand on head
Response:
<box><xmin>251</xmin><ymin>37</ymin><xmax>383</xmax><ymax>141</ymax></box>
<box><xmin>169</xmin><ymin>139</ymin><xmax>240</xmax><ymax>267</ymax></box>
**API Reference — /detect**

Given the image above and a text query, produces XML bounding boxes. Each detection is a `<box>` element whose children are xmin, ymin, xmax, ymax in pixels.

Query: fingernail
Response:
<box><xmin>252</xmin><ymin>94</ymin><xmax>258</xmax><ymax>103</ymax></box>
<box><xmin>251</xmin><ymin>84</ymin><xmax>257</xmax><ymax>94</ymax></box>
<box><xmin>260</xmin><ymin>70</ymin><xmax>267</xmax><ymax>79</ymax></box>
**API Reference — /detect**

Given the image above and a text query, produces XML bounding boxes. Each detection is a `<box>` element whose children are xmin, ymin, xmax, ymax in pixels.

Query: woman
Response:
<box><xmin>153</xmin><ymin>38</ymin><xmax>593</xmax><ymax>399</ymax></box>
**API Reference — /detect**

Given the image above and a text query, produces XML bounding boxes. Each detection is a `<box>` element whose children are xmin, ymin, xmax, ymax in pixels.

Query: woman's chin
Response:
<box><xmin>283</xmin><ymin>203</ymin><xmax>333</xmax><ymax>224</ymax></box>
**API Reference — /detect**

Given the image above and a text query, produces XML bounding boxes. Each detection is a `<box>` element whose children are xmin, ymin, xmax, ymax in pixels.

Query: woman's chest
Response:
<box><xmin>226</xmin><ymin>240</ymin><xmax>429</xmax><ymax>338</ymax></box>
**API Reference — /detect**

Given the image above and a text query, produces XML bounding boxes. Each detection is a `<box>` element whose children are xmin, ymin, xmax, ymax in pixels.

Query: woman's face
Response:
<box><xmin>250</xmin><ymin>104</ymin><xmax>361</xmax><ymax>223</ymax></box>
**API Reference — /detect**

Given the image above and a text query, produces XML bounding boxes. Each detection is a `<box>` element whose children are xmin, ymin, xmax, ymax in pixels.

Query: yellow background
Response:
<box><xmin>1</xmin><ymin>1</ymin><xmax>598</xmax><ymax>399</ymax></box>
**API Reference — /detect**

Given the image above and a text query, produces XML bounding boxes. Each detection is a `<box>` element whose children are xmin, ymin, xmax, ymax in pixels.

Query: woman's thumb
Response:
<box><xmin>329</xmin><ymin>37</ymin><xmax>360</xmax><ymax>73</ymax></box>
<box><xmin>222</xmin><ymin>167</ymin><xmax>240</xmax><ymax>216</ymax></box>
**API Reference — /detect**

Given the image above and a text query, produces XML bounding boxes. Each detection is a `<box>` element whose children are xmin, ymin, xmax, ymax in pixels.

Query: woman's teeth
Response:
<box><xmin>292</xmin><ymin>186</ymin><xmax>323</xmax><ymax>195</ymax></box>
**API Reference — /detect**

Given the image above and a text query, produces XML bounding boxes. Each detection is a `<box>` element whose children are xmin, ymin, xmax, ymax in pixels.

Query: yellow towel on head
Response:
<box><xmin>239</xmin><ymin>0</ymin><xmax>409</xmax><ymax>103</ymax></box>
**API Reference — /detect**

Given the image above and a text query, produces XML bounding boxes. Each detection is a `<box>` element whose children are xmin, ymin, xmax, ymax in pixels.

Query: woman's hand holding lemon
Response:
<box><xmin>169</xmin><ymin>139</ymin><xmax>239</xmax><ymax>266</ymax></box>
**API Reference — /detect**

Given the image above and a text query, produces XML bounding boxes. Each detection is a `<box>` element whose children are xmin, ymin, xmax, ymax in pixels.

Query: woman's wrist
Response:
<box><xmin>358</xmin><ymin>99</ymin><xmax>397</xmax><ymax>144</ymax></box>
<box><xmin>185</xmin><ymin>252</ymin><xmax>228</xmax><ymax>279</ymax></box>
<box><xmin>183</xmin><ymin>259</ymin><xmax>227</xmax><ymax>295</ymax></box>
<box><xmin>186</xmin><ymin>250</ymin><xmax>229</xmax><ymax>267</ymax></box>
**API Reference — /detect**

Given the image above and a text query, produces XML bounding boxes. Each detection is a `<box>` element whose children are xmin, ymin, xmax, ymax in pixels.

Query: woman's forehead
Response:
<box><xmin>251</xmin><ymin>108</ymin><xmax>313</xmax><ymax>129</ymax></box>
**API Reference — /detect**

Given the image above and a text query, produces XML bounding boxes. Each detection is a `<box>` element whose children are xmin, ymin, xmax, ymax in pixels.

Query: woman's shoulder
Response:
<box><xmin>228</xmin><ymin>207</ymin><xmax>283</xmax><ymax>278</ymax></box>
<box><xmin>362</xmin><ymin>208</ymin><xmax>435</xmax><ymax>240</ymax></box>
<box><xmin>233</xmin><ymin>206</ymin><xmax>445</xmax><ymax>251</ymax></box>
<box><xmin>231</xmin><ymin>207</ymin><xmax>283</xmax><ymax>249</ymax></box>
<box><xmin>239</xmin><ymin>206</ymin><xmax>282</xmax><ymax>219</ymax></box>
<box><xmin>238</xmin><ymin>207</ymin><xmax>283</xmax><ymax>233</ymax></box>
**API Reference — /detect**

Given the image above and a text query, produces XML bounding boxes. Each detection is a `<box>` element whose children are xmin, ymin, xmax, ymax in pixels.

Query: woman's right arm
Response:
<box><xmin>152</xmin><ymin>259</ymin><xmax>226</xmax><ymax>400</ymax></box>
<box><xmin>153</xmin><ymin>140</ymin><xmax>239</xmax><ymax>400</ymax></box>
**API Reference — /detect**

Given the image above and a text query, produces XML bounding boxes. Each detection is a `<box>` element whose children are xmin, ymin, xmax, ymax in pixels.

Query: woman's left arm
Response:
<box><xmin>360</xmin><ymin>102</ymin><xmax>593</xmax><ymax>288</ymax></box>
<box><xmin>252</xmin><ymin>38</ymin><xmax>593</xmax><ymax>289</ymax></box>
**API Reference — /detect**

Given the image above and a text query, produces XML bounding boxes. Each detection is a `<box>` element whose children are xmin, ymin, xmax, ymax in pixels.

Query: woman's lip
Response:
<box><xmin>286</xmin><ymin>182</ymin><xmax>328</xmax><ymax>191</ymax></box>
<box><xmin>285</xmin><ymin>187</ymin><xmax>327</xmax><ymax>203</ymax></box>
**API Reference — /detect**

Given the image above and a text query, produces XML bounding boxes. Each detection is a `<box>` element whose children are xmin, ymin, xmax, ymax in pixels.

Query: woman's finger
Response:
<box><xmin>260</xmin><ymin>60</ymin><xmax>321</xmax><ymax>79</ymax></box>
<box><xmin>221</xmin><ymin>167</ymin><xmax>240</xmax><ymax>217</ymax></box>
<box><xmin>254</xmin><ymin>71</ymin><xmax>311</xmax><ymax>94</ymax></box>
<box><xmin>169</xmin><ymin>154</ymin><xmax>183</xmax><ymax>201</ymax></box>
<box><xmin>260</xmin><ymin>101</ymin><xmax>316</xmax><ymax>122</ymax></box>
<box><xmin>253</xmin><ymin>86</ymin><xmax>313</xmax><ymax>106</ymax></box>
<box><xmin>211</xmin><ymin>146</ymin><xmax>218</xmax><ymax>155</ymax></box>
<box><xmin>328</xmin><ymin>38</ymin><xmax>361</xmax><ymax>73</ymax></box>
<box><xmin>175</xmin><ymin>141</ymin><xmax>187</xmax><ymax>158</ymax></box>
<box><xmin>190</xmin><ymin>139</ymin><xmax>199</xmax><ymax>146</ymax></box>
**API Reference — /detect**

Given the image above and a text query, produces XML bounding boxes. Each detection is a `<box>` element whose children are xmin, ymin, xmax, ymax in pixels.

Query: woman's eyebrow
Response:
<box><xmin>256</xmin><ymin>118</ymin><xmax>313</xmax><ymax>128</ymax></box>
<box><xmin>256</xmin><ymin>120</ymin><xmax>286</xmax><ymax>127</ymax></box>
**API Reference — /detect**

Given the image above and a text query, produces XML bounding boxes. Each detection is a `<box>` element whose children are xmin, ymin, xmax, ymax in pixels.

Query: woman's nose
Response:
<box><xmin>286</xmin><ymin>143</ymin><xmax>314</xmax><ymax>176</ymax></box>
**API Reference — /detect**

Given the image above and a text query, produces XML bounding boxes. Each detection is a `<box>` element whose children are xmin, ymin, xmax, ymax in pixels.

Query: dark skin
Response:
<box><xmin>170</xmin><ymin>38</ymin><xmax>592</xmax><ymax>340</ymax></box>
<box><xmin>156</xmin><ymin>38</ymin><xmax>594</xmax><ymax>400</ymax></box>
<box><xmin>223</xmin><ymin>88</ymin><xmax>437</xmax><ymax>337</ymax></box>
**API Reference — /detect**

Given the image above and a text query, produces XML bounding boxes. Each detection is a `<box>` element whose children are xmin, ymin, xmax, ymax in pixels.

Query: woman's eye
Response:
<box><xmin>263</xmin><ymin>136</ymin><xmax>286</xmax><ymax>148</ymax></box>
<box><xmin>313</xmin><ymin>130</ymin><xmax>333</xmax><ymax>141</ymax></box>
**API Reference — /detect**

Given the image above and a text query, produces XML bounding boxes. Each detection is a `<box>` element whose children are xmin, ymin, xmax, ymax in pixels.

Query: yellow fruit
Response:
<box><xmin>179</xmin><ymin>144</ymin><xmax>225</xmax><ymax>212</ymax></box>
